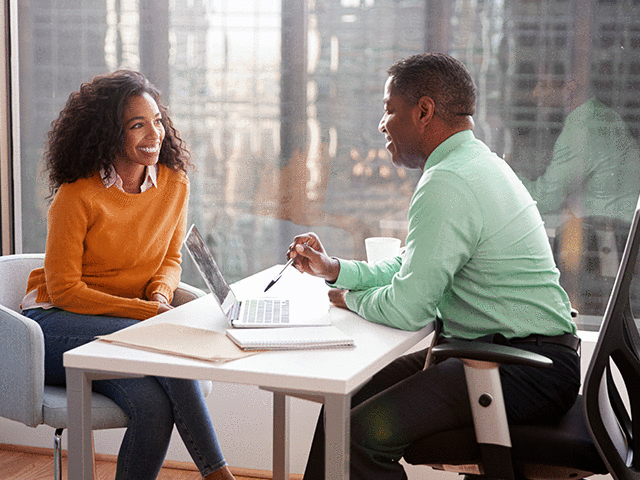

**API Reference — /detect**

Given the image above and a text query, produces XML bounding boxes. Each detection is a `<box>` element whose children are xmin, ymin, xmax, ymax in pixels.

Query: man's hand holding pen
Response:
<box><xmin>287</xmin><ymin>233</ymin><xmax>340</xmax><ymax>282</ymax></box>
<box><xmin>265</xmin><ymin>232</ymin><xmax>341</xmax><ymax>292</ymax></box>
<box><xmin>286</xmin><ymin>233</ymin><xmax>348</xmax><ymax>308</ymax></box>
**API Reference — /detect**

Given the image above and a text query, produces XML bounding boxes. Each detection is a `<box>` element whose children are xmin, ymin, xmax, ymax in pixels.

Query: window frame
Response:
<box><xmin>0</xmin><ymin>0</ymin><xmax>22</xmax><ymax>255</ymax></box>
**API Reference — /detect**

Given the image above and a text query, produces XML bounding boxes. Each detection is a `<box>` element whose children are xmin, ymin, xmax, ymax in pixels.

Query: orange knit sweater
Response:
<box><xmin>25</xmin><ymin>165</ymin><xmax>189</xmax><ymax>320</ymax></box>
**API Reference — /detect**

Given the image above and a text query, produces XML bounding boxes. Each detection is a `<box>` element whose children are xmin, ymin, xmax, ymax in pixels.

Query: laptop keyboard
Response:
<box><xmin>241</xmin><ymin>299</ymin><xmax>290</xmax><ymax>324</ymax></box>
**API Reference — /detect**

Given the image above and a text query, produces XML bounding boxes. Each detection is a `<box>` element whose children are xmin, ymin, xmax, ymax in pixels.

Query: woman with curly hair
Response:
<box><xmin>21</xmin><ymin>70</ymin><xmax>236</xmax><ymax>480</ymax></box>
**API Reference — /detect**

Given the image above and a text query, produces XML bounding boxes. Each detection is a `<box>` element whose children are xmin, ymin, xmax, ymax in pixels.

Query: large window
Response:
<box><xmin>15</xmin><ymin>0</ymin><xmax>640</xmax><ymax>331</ymax></box>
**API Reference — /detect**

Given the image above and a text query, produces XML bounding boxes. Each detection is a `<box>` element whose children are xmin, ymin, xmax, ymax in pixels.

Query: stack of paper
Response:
<box><xmin>97</xmin><ymin>323</ymin><xmax>257</xmax><ymax>363</ymax></box>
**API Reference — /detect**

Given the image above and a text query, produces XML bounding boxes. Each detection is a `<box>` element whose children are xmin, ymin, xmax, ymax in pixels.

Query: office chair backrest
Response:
<box><xmin>0</xmin><ymin>254</ymin><xmax>45</xmax><ymax>311</ymax></box>
<box><xmin>583</xmin><ymin>201</ymin><xmax>640</xmax><ymax>480</ymax></box>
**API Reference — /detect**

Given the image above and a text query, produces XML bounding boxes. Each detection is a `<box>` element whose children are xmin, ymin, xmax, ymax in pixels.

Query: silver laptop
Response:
<box><xmin>184</xmin><ymin>224</ymin><xmax>331</xmax><ymax>328</ymax></box>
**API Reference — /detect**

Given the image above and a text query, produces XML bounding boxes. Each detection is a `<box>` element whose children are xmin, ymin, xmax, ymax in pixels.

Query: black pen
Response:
<box><xmin>264</xmin><ymin>256</ymin><xmax>295</xmax><ymax>292</ymax></box>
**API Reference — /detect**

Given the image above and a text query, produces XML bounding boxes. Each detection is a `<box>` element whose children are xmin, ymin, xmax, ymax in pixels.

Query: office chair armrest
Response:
<box><xmin>431</xmin><ymin>339</ymin><xmax>553</xmax><ymax>368</ymax></box>
<box><xmin>430</xmin><ymin>339</ymin><xmax>552</xmax><ymax>480</ymax></box>
<box><xmin>0</xmin><ymin>305</ymin><xmax>45</xmax><ymax>427</ymax></box>
<box><xmin>171</xmin><ymin>282</ymin><xmax>207</xmax><ymax>307</ymax></box>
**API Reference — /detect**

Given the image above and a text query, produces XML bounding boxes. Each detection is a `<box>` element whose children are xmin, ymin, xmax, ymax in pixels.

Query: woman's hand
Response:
<box><xmin>152</xmin><ymin>293</ymin><xmax>174</xmax><ymax>314</ymax></box>
<box><xmin>287</xmin><ymin>232</ymin><xmax>340</xmax><ymax>283</ymax></box>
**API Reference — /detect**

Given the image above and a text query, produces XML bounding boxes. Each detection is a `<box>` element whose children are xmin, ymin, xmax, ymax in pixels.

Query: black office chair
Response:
<box><xmin>403</xmin><ymin>205</ymin><xmax>640</xmax><ymax>479</ymax></box>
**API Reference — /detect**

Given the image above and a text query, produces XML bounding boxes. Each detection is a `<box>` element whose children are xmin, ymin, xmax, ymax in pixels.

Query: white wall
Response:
<box><xmin>0</xmin><ymin>333</ymin><xmax>612</xmax><ymax>479</ymax></box>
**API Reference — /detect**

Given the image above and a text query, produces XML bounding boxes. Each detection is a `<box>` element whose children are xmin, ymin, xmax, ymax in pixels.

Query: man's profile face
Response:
<box><xmin>378</xmin><ymin>76</ymin><xmax>427</xmax><ymax>170</ymax></box>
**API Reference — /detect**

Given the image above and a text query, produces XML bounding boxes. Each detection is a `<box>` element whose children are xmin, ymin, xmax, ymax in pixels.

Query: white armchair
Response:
<box><xmin>0</xmin><ymin>253</ymin><xmax>210</xmax><ymax>479</ymax></box>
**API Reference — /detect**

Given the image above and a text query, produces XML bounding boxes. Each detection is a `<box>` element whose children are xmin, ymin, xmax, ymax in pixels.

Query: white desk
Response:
<box><xmin>64</xmin><ymin>266</ymin><xmax>432</xmax><ymax>480</ymax></box>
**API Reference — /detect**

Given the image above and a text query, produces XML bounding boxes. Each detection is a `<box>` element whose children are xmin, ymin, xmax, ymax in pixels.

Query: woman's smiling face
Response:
<box><xmin>118</xmin><ymin>92</ymin><xmax>165</xmax><ymax>169</ymax></box>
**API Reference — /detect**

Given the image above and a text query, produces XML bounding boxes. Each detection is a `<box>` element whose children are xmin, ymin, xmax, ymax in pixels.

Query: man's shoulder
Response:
<box><xmin>432</xmin><ymin>137</ymin><xmax>499</xmax><ymax>177</ymax></box>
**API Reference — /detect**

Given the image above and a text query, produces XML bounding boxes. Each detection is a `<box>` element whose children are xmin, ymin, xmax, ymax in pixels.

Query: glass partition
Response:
<box><xmin>17</xmin><ymin>0</ymin><xmax>640</xmax><ymax>330</ymax></box>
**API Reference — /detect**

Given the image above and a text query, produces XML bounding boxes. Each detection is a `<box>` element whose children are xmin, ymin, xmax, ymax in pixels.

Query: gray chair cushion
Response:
<box><xmin>42</xmin><ymin>386</ymin><xmax>129</xmax><ymax>430</ymax></box>
<box><xmin>42</xmin><ymin>383</ymin><xmax>211</xmax><ymax>429</ymax></box>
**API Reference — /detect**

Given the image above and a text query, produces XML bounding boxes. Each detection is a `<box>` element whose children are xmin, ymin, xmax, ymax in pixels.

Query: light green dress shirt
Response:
<box><xmin>333</xmin><ymin>130</ymin><xmax>577</xmax><ymax>339</ymax></box>
<box><xmin>521</xmin><ymin>98</ymin><xmax>640</xmax><ymax>223</ymax></box>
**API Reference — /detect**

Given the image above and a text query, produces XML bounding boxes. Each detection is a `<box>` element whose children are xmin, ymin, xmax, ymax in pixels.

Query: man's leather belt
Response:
<box><xmin>509</xmin><ymin>333</ymin><xmax>581</xmax><ymax>352</ymax></box>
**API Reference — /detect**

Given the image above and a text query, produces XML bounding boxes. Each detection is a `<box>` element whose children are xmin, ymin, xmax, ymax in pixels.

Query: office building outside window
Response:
<box><xmin>14</xmin><ymin>0</ymin><xmax>640</xmax><ymax>331</ymax></box>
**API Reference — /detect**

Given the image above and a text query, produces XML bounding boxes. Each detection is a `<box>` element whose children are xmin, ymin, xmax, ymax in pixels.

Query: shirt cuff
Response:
<box><xmin>328</xmin><ymin>259</ymin><xmax>361</xmax><ymax>289</ymax></box>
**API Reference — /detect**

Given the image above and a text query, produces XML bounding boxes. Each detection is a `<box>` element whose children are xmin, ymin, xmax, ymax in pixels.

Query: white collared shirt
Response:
<box><xmin>101</xmin><ymin>164</ymin><xmax>159</xmax><ymax>192</ymax></box>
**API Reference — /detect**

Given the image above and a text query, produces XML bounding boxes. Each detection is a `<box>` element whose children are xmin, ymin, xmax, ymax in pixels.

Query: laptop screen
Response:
<box><xmin>184</xmin><ymin>224</ymin><xmax>233</xmax><ymax>308</ymax></box>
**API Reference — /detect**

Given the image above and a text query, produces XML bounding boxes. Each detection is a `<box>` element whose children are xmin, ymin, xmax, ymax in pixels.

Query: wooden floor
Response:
<box><xmin>0</xmin><ymin>445</ymin><xmax>276</xmax><ymax>480</ymax></box>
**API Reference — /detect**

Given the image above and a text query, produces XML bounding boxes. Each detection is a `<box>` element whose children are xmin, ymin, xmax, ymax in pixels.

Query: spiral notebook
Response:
<box><xmin>225</xmin><ymin>325</ymin><xmax>354</xmax><ymax>351</ymax></box>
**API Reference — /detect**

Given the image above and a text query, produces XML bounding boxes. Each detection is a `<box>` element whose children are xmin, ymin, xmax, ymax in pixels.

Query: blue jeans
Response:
<box><xmin>23</xmin><ymin>308</ymin><xmax>227</xmax><ymax>480</ymax></box>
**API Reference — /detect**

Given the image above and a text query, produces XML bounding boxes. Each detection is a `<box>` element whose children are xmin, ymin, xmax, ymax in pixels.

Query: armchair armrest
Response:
<box><xmin>171</xmin><ymin>282</ymin><xmax>207</xmax><ymax>307</ymax></box>
<box><xmin>169</xmin><ymin>282</ymin><xmax>213</xmax><ymax>397</ymax></box>
<box><xmin>0</xmin><ymin>305</ymin><xmax>45</xmax><ymax>427</ymax></box>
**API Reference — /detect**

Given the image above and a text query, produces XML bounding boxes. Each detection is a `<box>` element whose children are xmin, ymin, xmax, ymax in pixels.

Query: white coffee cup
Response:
<box><xmin>365</xmin><ymin>237</ymin><xmax>402</xmax><ymax>262</ymax></box>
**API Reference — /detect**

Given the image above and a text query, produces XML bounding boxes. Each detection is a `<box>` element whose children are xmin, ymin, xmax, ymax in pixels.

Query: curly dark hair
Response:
<box><xmin>44</xmin><ymin>70</ymin><xmax>191</xmax><ymax>196</ymax></box>
<box><xmin>387</xmin><ymin>53</ymin><xmax>476</xmax><ymax>126</ymax></box>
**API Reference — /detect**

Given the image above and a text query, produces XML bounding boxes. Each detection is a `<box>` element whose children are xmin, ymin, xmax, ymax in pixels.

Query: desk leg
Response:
<box><xmin>324</xmin><ymin>393</ymin><xmax>350</xmax><ymax>480</ymax></box>
<box><xmin>66</xmin><ymin>367</ymin><xmax>94</xmax><ymax>480</ymax></box>
<box><xmin>272</xmin><ymin>391</ymin><xmax>290</xmax><ymax>480</ymax></box>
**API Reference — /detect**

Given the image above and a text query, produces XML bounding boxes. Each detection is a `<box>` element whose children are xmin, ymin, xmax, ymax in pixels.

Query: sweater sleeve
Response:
<box><xmin>43</xmin><ymin>185</ymin><xmax>160</xmax><ymax>320</ymax></box>
<box><xmin>144</xmin><ymin>180</ymin><xmax>189</xmax><ymax>302</ymax></box>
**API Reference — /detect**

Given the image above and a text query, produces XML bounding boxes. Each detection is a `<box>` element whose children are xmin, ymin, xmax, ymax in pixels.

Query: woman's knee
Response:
<box><xmin>95</xmin><ymin>376</ymin><xmax>174</xmax><ymax>429</ymax></box>
<box><xmin>157</xmin><ymin>377</ymin><xmax>203</xmax><ymax>398</ymax></box>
